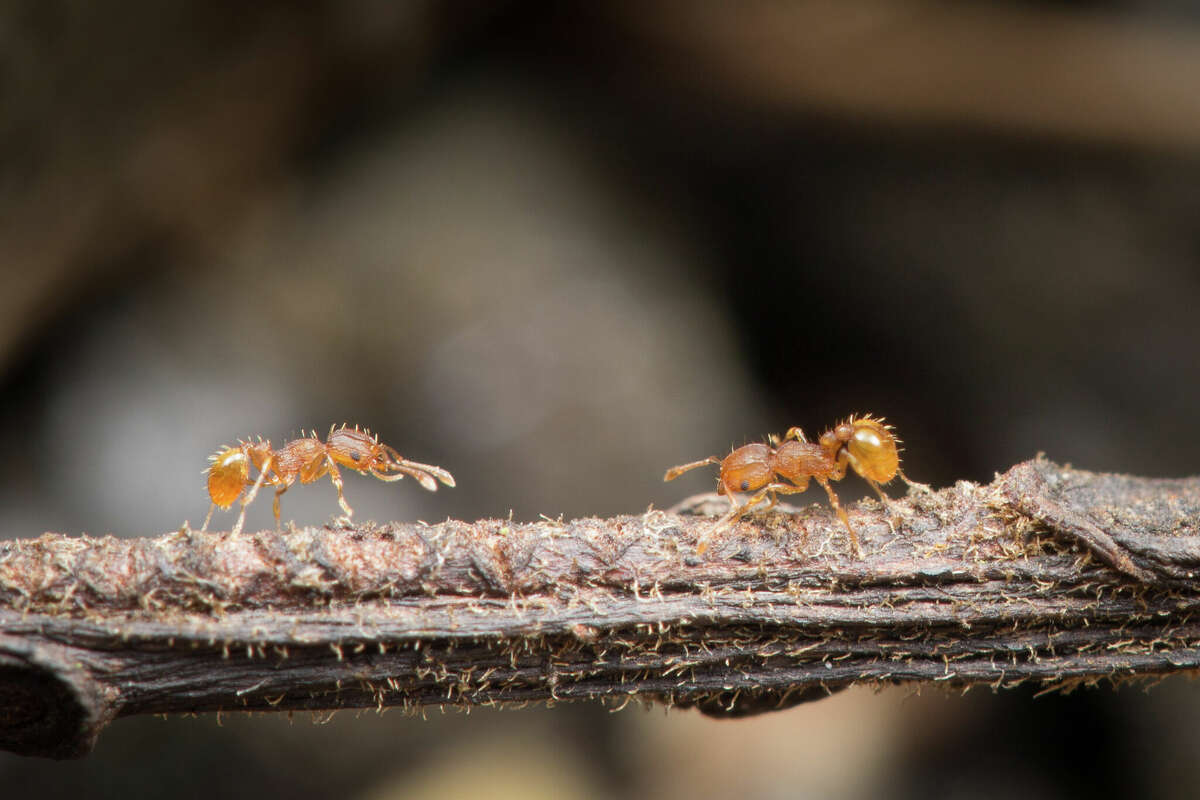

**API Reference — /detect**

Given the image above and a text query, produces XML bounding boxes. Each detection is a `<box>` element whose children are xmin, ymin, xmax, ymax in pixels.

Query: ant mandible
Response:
<box><xmin>201</xmin><ymin>425</ymin><xmax>455</xmax><ymax>535</ymax></box>
<box><xmin>663</xmin><ymin>415</ymin><xmax>928</xmax><ymax>555</ymax></box>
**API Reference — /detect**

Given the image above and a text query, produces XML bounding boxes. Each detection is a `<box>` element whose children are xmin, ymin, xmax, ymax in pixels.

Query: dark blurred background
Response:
<box><xmin>2</xmin><ymin>1</ymin><xmax>1199</xmax><ymax>797</ymax></box>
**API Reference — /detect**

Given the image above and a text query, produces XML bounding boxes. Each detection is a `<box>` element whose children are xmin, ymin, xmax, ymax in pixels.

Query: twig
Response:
<box><xmin>3</xmin><ymin>457</ymin><xmax>1200</xmax><ymax>758</ymax></box>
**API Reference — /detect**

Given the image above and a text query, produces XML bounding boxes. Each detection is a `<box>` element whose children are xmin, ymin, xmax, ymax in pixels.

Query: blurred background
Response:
<box><xmin>2</xmin><ymin>1</ymin><xmax>1199</xmax><ymax>797</ymax></box>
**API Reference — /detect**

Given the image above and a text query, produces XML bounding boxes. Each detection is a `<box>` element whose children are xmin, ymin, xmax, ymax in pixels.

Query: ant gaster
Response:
<box><xmin>202</xmin><ymin>425</ymin><xmax>455</xmax><ymax>534</ymax></box>
<box><xmin>664</xmin><ymin>415</ymin><xmax>928</xmax><ymax>555</ymax></box>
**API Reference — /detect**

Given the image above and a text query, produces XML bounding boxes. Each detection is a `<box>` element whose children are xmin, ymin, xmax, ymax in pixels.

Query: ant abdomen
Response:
<box><xmin>207</xmin><ymin>447</ymin><xmax>250</xmax><ymax>508</ymax></box>
<box><xmin>828</xmin><ymin>419</ymin><xmax>900</xmax><ymax>483</ymax></box>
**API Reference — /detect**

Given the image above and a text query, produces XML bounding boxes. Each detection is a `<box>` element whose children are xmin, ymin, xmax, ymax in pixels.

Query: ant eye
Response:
<box><xmin>349</xmin><ymin>450</ymin><xmax>362</xmax><ymax>461</ymax></box>
<box><xmin>740</xmin><ymin>480</ymin><xmax>750</xmax><ymax>491</ymax></box>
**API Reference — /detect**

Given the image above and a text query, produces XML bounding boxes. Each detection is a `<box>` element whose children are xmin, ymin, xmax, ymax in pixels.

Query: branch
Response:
<box><xmin>3</xmin><ymin>458</ymin><xmax>1200</xmax><ymax>758</ymax></box>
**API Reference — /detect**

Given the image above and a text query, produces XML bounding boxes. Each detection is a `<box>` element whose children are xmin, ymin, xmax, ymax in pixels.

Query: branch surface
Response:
<box><xmin>3</xmin><ymin>458</ymin><xmax>1200</xmax><ymax>758</ymax></box>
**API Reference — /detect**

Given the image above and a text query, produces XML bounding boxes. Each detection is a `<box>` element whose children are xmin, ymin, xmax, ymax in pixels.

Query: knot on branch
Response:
<box><xmin>0</xmin><ymin>637</ymin><xmax>111</xmax><ymax>759</ymax></box>
<box><xmin>999</xmin><ymin>458</ymin><xmax>1200</xmax><ymax>583</ymax></box>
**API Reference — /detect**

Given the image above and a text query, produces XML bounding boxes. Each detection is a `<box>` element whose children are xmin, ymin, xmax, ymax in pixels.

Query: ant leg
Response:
<box><xmin>830</xmin><ymin>450</ymin><xmax>850</xmax><ymax>481</ymax></box>
<box><xmin>784</xmin><ymin>427</ymin><xmax>809</xmax><ymax>443</ymax></box>
<box><xmin>897</xmin><ymin>467</ymin><xmax>933</xmax><ymax>494</ymax></box>
<box><xmin>731</xmin><ymin>487</ymin><xmax>774</xmax><ymax>518</ymax></box>
<box><xmin>201</xmin><ymin>503</ymin><xmax>217</xmax><ymax>532</ymax></box>
<box><xmin>698</xmin><ymin>491</ymin><xmax>756</xmax><ymax>556</ymax></box>
<box><xmin>325</xmin><ymin>459</ymin><xmax>353</xmax><ymax>518</ymax></box>
<box><xmin>863</xmin><ymin>478</ymin><xmax>903</xmax><ymax>536</ymax></box>
<box><xmin>698</xmin><ymin>483</ymin><xmax>795</xmax><ymax>555</ymax></box>
<box><xmin>664</xmin><ymin>456</ymin><xmax>721</xmax><ymax>482</ymax></box>
<box><xmin>864</xmin><ymin>478</ymin><xmax>892</xmax><ymax>506</ymax></box>
<box><xmin>233</xmin><ymin>467</ymin><xmax>270</xmax><ymax>536</ymax></box>
<box><xmin>753</xmin><ymin>482</ymin><xmax>811</xmax><ymax>549</ymax></box>
<box><xmin>814</xmin><ymin>477</ymin><xmax>860</xmax><ymax>557</ymax></box>
<box><xmin>273</xmin><ymin>483</ymin><xmax>291</xmax><ymax>530</ymax></box>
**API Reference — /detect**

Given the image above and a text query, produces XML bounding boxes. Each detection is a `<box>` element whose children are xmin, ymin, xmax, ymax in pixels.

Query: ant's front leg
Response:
<box><xmin>201</xmin><ymin>503</ymin><xmax>218</xmax><ymax>533</ymax></box>
<box><xmin>324</xmin><ymin>458</ymin><xmax>354</xmax><ymax>519</ymax></box>
<box><xmin>697</xmin><ymin>488</ymin><xmax>767</xmax><ymax>555</ymax></box>
<box><xmin>861</xmin><ymin>477</ymin><xmax>904</xmax><ymax>538</ymax></box>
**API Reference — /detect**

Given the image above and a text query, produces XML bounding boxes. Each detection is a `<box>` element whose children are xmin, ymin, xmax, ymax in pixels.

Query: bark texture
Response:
<box><xmin>3</xmin><ymin>458</ymin><xmax>1199</xmax><ymax>758</ymax></box>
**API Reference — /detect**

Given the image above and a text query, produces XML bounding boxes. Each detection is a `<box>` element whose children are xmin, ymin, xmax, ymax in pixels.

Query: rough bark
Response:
<box><xmin>3</xmin><ymin>458</ymin><xmax>1199</xmax><ymax>758</ymax></box>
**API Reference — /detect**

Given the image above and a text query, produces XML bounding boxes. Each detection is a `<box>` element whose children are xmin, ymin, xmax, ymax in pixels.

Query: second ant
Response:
<box><xmin>664</xmin><ymin>415</ymin><xmax>928</xmax><ymax>555</ymax></box>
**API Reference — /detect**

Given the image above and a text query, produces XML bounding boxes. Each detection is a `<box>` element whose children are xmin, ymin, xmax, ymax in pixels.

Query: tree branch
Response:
<box><xmin>3</xmin><ymin>457</ymin><xmax>1199</xmax><ymax>758</ymax></box>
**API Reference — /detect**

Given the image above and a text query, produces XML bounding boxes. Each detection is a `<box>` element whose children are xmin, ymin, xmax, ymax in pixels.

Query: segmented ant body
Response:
<box><xmin>202</xmin><ymin>425</ymin><xmax>455</xmax><ymax>534</ymax></box>
<box><xmin>664</xmin><ymin>415</ymin><xmax>927</xmax><ymax>555</ymax></box>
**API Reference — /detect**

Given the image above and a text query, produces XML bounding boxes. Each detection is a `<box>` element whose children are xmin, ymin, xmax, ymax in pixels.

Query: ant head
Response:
<box><xmin>719</xmin><ymin>443</ymin><xmax>773</xmax><ymax>494</ymax></box>
<box><xmin>326</xmin><ymin>428</ymin><xmax>380</xmax><ymax>470</ymax></box>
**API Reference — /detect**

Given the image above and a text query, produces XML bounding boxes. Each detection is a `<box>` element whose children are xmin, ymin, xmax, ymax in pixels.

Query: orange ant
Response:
<box><xmin>201</xmin><ymin>425</ymin><xmax>455</xmax><ymax>534</ymax></box>
<box><xmin>664</xmin><ymin>415</ymin><xmax>928</xmax><ymax>555</ymax></box>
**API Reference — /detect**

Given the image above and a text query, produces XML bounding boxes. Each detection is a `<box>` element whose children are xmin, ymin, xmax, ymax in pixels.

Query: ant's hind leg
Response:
<box><xmin>233</xmin><ymin>468</ymin><xmax>270</xmax><ymax>536</ymax></box>
<box><xmin>897</xmin><ymin>467</ymin><xmax>933</xmax><ymax>494</ymax></box>
<box><xmin>863</xmin><ymin>479</ymin><xmax>904</xmax><ymax>536</ymax></box>
<box><xmin>201</xmin><ymin>503</ymin><xmax>217</xmax><ymax>532</ymax></box>
<box><xmin>814</xmin><ymin>478</ymin><xmax>861</xmax><ymax>557</ymax></box>
<box><xmin>865</xmin><ymin>478</ymin><xmax>892</xmax><ymax>507</ymax></box>
<box><xmin>273</xmin><ymin>484</ymin><xmax>291</xmax><ymax>530</ymax></box>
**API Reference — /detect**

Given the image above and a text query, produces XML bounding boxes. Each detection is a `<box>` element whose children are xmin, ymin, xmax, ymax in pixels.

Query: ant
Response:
<box><xmin>663</xmin><ymin>415</ymin><xmax>928</xmax><ymax>555</ymax></box>
<box><xmin>201</xmin><ymin>425</ymin><xmax>455</xmax><ymax>535</ymax></box>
